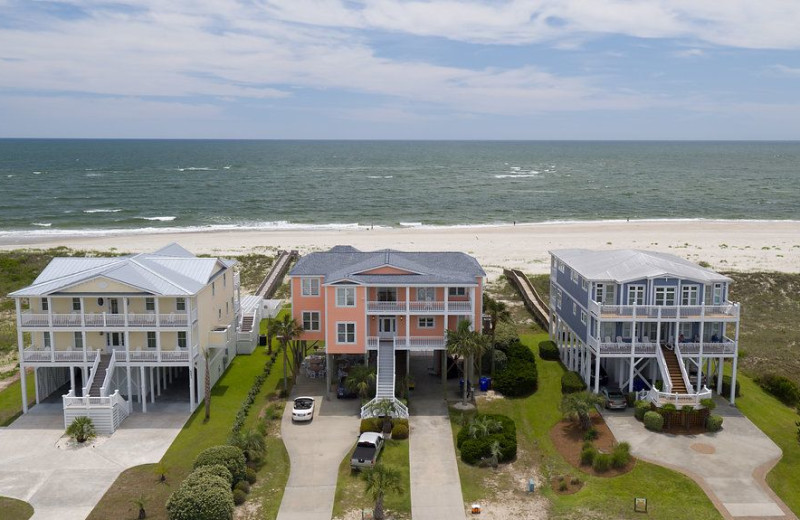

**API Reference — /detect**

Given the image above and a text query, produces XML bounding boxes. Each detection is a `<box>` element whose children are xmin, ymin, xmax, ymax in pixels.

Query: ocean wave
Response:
<box><xmin>84</xmin><ymin>208</ymin><xmax>122</xmax><ymax>214</ymax></box>
<box><xmin>138</xmin><ymin>216</ymin><xmax>177</xmax><ymax>221</ymax></box>
<box><xmin>399</xmin><ymin>222</ymin><xmax>423</xmax><ymax>227</ymax></box>
<box><xmin>33</xmin><ymin>171</ymin><xmax>42</xmax><ymax>175</ymax></box>
<box><xmin>85</xmin><ymin>173</ymin><xmax>103</xmax><ymax>177</ymax></box>
<box><xmin>176</xmin><ymin>167</ymin><xmax>217</xmax><ymax>172</ymax></box>
<box><xmin>494</xmin><ymin>174</ymin><xmax>539</xmax><ymax>179</ymax></box>
<box><xmin>367</xmin><ymin>175</ymin><xmax>394</xmax><ymax>179</ymax></box>
<box><xmin>32</xmin><ymin>222</ymin><xmax>52</xmax><ymax>227</ymax></box>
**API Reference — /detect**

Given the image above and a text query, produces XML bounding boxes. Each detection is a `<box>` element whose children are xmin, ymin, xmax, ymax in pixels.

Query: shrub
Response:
<box><xmin>706</xmin><ymin>414</ymin><xmax>724</xmax><ymax>432</ymax></box>
<box><xmin>661</xmin><ymin>403</ymin><xmax>677</xmax><ymax>413</ymax></box>
<box><xmin>493</xmin><ymin>321</ymin><xmax>519</xmax><ymax>349</ymax></box>
<box><xmin>493</xmin><ymin>359</ymin><xmax>537</xmax><ymax>397</ymax></box>
<box><xmin>460</xmin><ymin>437</ymin><xmax>491</xmax><ymax>465</ymax></box>
<box><xmin>611</xmin><ymin>443</ymin><xmax>631</xmax><ymax>468</ymax></box>
<box><xmin>503</xmin><ymin>340</ymin><xmax>536</xmax><ymax>363</ymax></box>
<box><xmin>66</xmin><ymin>416</ymin><xmax>96</xmax><ymax>443</ymax></box>
<box><xmin>580</xmin><ymin>446</ymin><xmax>597</xmax><ymax>465</ymax></box>
<box><xmin>700</xmin><ymin>398</ymin><xmax>716</xmax><ymax>411</ymax></box>
<box><xmin>194</xmin><ymin>445</ymin><xmax>247</xmax><ymax>485</ymax></box>
<box><xmin>722</xmin><ymin>375</ymin><xmax>740</xmax><ymax>398</ymax></box>
<box><xmin>634</xmin><ymin>400</ymin><xmax>651</xmax><ymax>421</ymax></box>
<box><xmin>458</xmin><ymin>414</ymin><xmax>517</xmax><ymax>464</ymax></box>
<box><xmin>234</xmin><ymin>480</ymin><xmax>250</xmax><ymax>494</ymax></box>
<box><xmin>538</xmin><ymin>340</ymin><xmax>559</xmax><ymax>361</ymax></box>
<box><xmin>228</xmin><ymin>429</ymin><xmax>266</xmax><ymax>464</ymax></box>
<box><xmin>561</xmin><ymin>371</ymin><xmax>586</xmax><ymax>394</ymax></box>
<box><xmin>755</xmin><ymin>373</ymin><xmax>800</xmax><ymax>407</ymax></box>
<box><xmin>245</xmin><ymin>467</ymin><xmax>257</xmax><ymax>485</ymax></box>
<box><xmin>391</xmin><ymin>422</ymin><xmax>409</xmax><ymax>439</ymax></box>
<box><xmin>166</xmin><ymin>475</ymin><xmax>234</xmax><ymax>520</ymax></box>
<box><xmin>233</xmin><ymin>489</ymin><xmax>247</xmax><ymax>506</ymax></box>
<box><xmin>193</xmin><ymin>464</ymin><xmax>233</xmax><ymax>487</ymax></box>
<box><xmin>643</xmin><ymin>411</ymin><xmax>664</xmax><ymax>432</ymax></box>
<box><xmin>481</xmin><ymin>349</ymin><xmax>508</xmax><ymax>373</ymax></box>
<box><xmin>592</xmin><ymin>453</ymin><xmax>612</xmax><ymax>472</ymax></box>
<box><xmin>583</xmin><ymin>427</ymin><xmax>598</xmax><ymax>441</ymax></box>
<box><xmin>360</xmin><ymin>418</ymin><xmax>382</xmax><ymax>433</ymax></box>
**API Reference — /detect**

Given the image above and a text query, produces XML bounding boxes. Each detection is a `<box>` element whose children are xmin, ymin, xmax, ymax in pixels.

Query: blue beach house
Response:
<box><xmin>548</xmin><ymin>249</ymin><xmax>740</xmax><ymax>406</ymax></box>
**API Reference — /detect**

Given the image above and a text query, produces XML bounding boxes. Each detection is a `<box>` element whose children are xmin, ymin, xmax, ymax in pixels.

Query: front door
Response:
<box><xmin>378</xmin><ymin>316</ymin><xmax>396</xmax><ymax>338</ymax></box>
<box><xmin>107</xmin><ymin>331</ymin><xmax>125</xmax><ymax>351</ymax></box>
<box><xmin>109</xmin><ymin>298</ymin><xmax>120</xmax><ymax>314</ymax></box>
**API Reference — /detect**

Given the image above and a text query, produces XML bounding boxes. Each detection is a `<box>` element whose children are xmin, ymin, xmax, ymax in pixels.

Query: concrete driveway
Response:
<box><xmin>602</xmin><ymin>398</ymin><xmax>795</xmax><ymax>519</ymax></box>
<box><xmin>408</xmin><ymin>354</ymin><xmax>466</xmax><ymax>520</ymax></box>
<box><xmin>0</xmin><ymin>401</ymin><xmax>188</xmax><ymax>520</ymax></box>
<box><xmin>277</xmin><ymin>375</ymin><xmax>360</xmax><ymax>520</ymax></box>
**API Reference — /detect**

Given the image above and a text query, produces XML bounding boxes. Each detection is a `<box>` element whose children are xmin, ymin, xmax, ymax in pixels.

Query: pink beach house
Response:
<box><xmin>289</xmin><ymin>246</ymin><xmax>486</xmax><ymax>417</ymax></box>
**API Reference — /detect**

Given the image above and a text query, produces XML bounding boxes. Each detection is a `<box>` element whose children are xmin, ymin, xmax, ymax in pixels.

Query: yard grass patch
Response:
<box><xmin>332</xmin><ymin>439</ymin><xmax>411</xmax><ymax>519</ymax></box>
<box><xmin>0</xmin><ymin>496</ymin><xmax>34</xmax><ymax>520</ymax></box>
<box><xmin>0</xmin><ymin>375</ymin><xmax>36</xmax><ymax>426</ymax></box>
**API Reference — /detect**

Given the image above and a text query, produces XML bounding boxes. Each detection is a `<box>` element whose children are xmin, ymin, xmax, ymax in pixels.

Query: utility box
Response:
<box><xmin>528</xmin><ymin>478</ymin><xmax>535</xmax><ymax>492</ymax></box>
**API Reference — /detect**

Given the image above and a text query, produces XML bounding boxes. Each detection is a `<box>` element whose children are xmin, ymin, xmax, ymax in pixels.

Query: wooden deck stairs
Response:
<box><xmin>88</xmin><ymin>354</ymin><xmax>113</xmax><ymax>397</ymax></box>
<box><xmin>660</xmin><ymin>345</ymin><xmax>688</xmax><ymax>394</ymax></box>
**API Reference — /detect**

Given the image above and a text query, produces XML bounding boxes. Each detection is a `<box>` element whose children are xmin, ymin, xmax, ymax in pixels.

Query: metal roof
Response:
<box><xmin>290</xmin><ymin>246</ymin><xmax>485</xmax><ymax>285</ymax></box>
<box><xmin>550</xmin><ymin>249</ymin><xmax>731</xmax><ymax>284</ymax></box>
<box><xmin>9</xmin><ymin>243</ymin><xmax>235</xmax><ymax>297</ymax></box>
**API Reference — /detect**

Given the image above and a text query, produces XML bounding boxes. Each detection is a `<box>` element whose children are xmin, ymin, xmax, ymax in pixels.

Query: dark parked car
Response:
<box><xmin>337</xmin><ymin>378</ymin><xmax>357</xmax><ymax>399</ymax></box>
<box><xmin>601</xmin><ymin>387</ymin><xmax>628</xmax><ymax>410</ymax></box>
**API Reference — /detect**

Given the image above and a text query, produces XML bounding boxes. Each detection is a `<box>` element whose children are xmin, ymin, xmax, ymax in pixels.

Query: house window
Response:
<box><xmin>336</xmin><ymin>287</ymin><xmax>356</xmax><ymax>307</ymax></box>
<box><xmin>377</xmin><ymin>287</ymin><xmax>397</xmax><ymax>302</ymax></box>
<box><xmin>177</xmin><ymin>331</ymin><xmax>187</xmax><ymax>349</ymax></box>
<box><xmin>41</xmin><ymin>298</ymin><xmax>49</xmax><ymax>311</ymax></box>
<box><xmin>176</xmin><ymin>298</ymin><xmax>186</xmax><ymax>311</ymax></box>
<box><xmin>622</xmin><ymin>322</ymin><xmax>632</xmax><ymax>338</ymax></box>
<box><xmin>416</xmin><ymin>287</ymin><xmax>435</xmax><ymax>301</ymax></box>
<box><xmin>580</xmin><ymin>311</ymin><xmax>587</xmax><ymax>325</ymax></box>
<box><xmin>655</xmin><ymin>287</ymin><xmax>676</xmax><ymax>306</ymax></box>
<box><xmin>223</xmin><ymin>273</ymin><xmax>227</xmax><ymax>287</ymax></box>
<box><xmin>145</xmin><ymin>297</ymin><xmax>155</xmax><ymax>311</ymax></box>
<box><xmin>628</xmin><ymin>285</ymin><xmax>645</xmax><ymax>305</ymax></box>
<box><xmin>72</xmin><ymin>298</ymin><xmax>81</xmax><ymax>311</ymax></box>
<box><xmin>302</xmin><ymin>311</ymin><xmax>320</xmax><ymax>331</ymax></box>
<box><xmin>337</xmin><ymin>322</ymin><xmax>356</xmax><ymax>344</ymax></box>
<box><xmin>581</xmin><ymin>278</ymin><xmax>588</xmax><ymax>291</ymax></box>
<box><xmin>212</xmin><ymin>282</ymin><xmax>216</xmax><ymax>296</ymax></box>
<box><xmin>558</xmin><ymin>261</ymin><xmax>565</xmax><ymax>273</ymax></box>
<box><xmin>572</xmin><ymin>302</ymin><xmax>577</xmax><ymax>315</ymax></box>
<box><xmin>147</xmin><ymin>331</ymin><xmax>157</xmax><ymax>349</ymax></box>
<box><xmin>557</xmin><ymin>289</ymin><xmax>563</xmax><ymax>309</ymax></box>
<box><xmin>596</xmin><ymin>284</ymin><xmax>604</xmax><ymax>303</ymax></box>
<box><xmin>43</xmin><ymin>331</ymin><xmax>51</xmax><ymax>349</ymax></box>
<box><xmin>681</xmin><ymin>285</ymin><xmax>699</xmax><ymax>306</ymax></box>
<box><xmin>301</xmin><ymin>278</ymin><xmax>320</xmax><ymax>296</ymax></box>
<box><xmin>74</xmin><ymin>332</ymin><xmax>83</xmax><ymax>349</ymax></box>
<box><xmin>679</xmin><ymin>322</ymin><xmax>693</xmax><ymax>340</ymax></box>
<box><xmin>571</xmin><ymin>269</ymin><xmax>579</xmax><ymax>283</ymax></box>
<box><xmin>226</xmin><ymin>302</ymin><xmax>229</xmax><ymax>315</ymax></box>
<box><xmin>218</xmin><ymin>309</ymin><xmax>222</xmax><ymax>320</ymax></box>
<box><xmin>418</xmin><ymin>317</ymin><xmax>435</xmax><ymax>328</ymax></box>
<box><xmin>448</xmin><ymin>287</ymin><xmax>467</xmax><ymax>297</ymax></box>
<box><xmin>713</xmin><ymin>283</ymin><xmax>724</xmax><ymax>304</ymax></box>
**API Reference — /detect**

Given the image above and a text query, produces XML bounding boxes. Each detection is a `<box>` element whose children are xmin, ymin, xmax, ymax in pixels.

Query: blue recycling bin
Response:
<box><xmin>479</xmin><ymin>376</ymin><xmax>490</xmax><ymax>392</ymax></box>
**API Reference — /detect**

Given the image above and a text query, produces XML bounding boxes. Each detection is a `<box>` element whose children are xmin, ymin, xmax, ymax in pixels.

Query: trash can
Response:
<box><xmin>258</xmin><ymin>335</ymin><xmax>267</xmax><ymax>346</ymax></box>
<box><xmin>528</xmin><ymin>478</ymin><xmax>535</xmax><ymax>492</ymax></box>
<box><xmin>479</xmin><ymin>376</ymin><xmax>490</xmax><ymax>392</ymax></box>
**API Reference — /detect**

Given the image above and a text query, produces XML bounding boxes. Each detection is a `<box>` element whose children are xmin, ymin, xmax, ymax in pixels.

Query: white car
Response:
<box><xmin>292</xmin><ymin>397</ymin><xmax>315</xmax><ymax>422</ymax></box>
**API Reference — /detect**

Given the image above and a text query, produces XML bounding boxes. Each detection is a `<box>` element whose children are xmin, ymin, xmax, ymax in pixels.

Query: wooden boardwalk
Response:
<box><xmin>256</xmin><ymin>249</ymin><xmax>298</xmax><ymax>299</ymax></box>
<box><xmin>503</xmin><ymin>268</ymin><xmax>550</xmax><ymax>329</ymax></box>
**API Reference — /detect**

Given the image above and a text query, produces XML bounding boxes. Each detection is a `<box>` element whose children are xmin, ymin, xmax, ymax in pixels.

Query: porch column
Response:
<box><xmin>730</xmin><ymin>356</ymin><xmax>738</xmax><ymax>405</ymax></box>
<box><xmin>34</xmin><ymin>367</ymin><xmax>40</xmax><ymax>404</ymax></box>
<box><xmin>716</xmin><ymin>359</ymin><xmax>724</xmax><ymax>394</ymax></box>
<box><xmin>629</xmin><ymin>321</ymin><xmax>636</xmax><ymax>392</ymax></box>
<box><xmin>150</xmin><ymin>366</ymin><xmax>155</xmax><ymax>404</ymax></box>
<box><xmin>140</xmin><ymin>365</ymin><xmax>147</xmax><ymax>413</ymax></box>
<box><xmin>594</xmin><ymin>352</ymin><xmax>600</xmax><ymax>393</ymax></box>
<box><xmin>126</xmin><ymin>365</ymin><xmax>133</xmax><ymax>413</ymax></box>
<box><xmin>617</xmin><ymin>358</ymin><xmax>624</xmax><ymax>388</ymax></box>
<box><xmin>405</xmin><ymin>287</ymin><xmax>410</xmax><ymax>348</ymax></box>
<box><xmin>696</xmin><ymin>355</ymin><xmax>704</xmax><ymax>392</ymax></box>
<box><xmin>325</xmin><ymin>354</ymin><xmax>332</xmax><ymax>400</ymax></box>
<box><xmin>189</xmin><ymin>363</ymin><xmax>196</xmax><ymax>413</ymax></box>
<box><xmin>441</xmin><ymin>350</ymin><xmax>447</xmax><ymax>389</ymax></box>
<box><xmin>70</xmin><ymin>366</ymin><xmax>75</xmax><ymax>391</ymax></box>
<box><xmin>628</xmin><ymin>356</ymin><xmax>635</xmax><ymax>393</ymax></box>
<box><xmin>16</xmin><ymin>299</ymin><xmax>28</xmax><ymax>413</ymax></box>
<box><xmin>157</xmin><ymin>367</ymin><xmax>162</xmax><ymax>396</ymax></box>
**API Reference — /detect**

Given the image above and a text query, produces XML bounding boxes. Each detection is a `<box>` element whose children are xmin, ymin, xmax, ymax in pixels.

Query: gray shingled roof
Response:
<box><xmin>9</xmin><ymin>243</ymin><xmax>235</xmax><ymax>297</ymax></box>
<box><xmin>290</xmin><ymin>246</ymin><xmax>485</xmax><ymax>285</ymax></box>
<box><xmin>551</xmin><ymin>249</ymin><xmax>731</xmax><ymax>284</ymax></box>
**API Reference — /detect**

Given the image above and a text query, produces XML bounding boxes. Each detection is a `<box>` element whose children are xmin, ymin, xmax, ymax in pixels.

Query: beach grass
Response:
<box><xmin>88</xmin><ymin>339</ymin><xmax>289</xmax><ymax>520</ymax></box>
<box><xmin>452</xmin><ymin>333</ymin><xmax>721</xmax><ymax>520</ymax></box>
<box><xmin>0</xmin><ymin>496</ymin><xmax>34</xmax><ymax>520</ymax></box>
<box><xmin>332</xmin><ymin>438</ymin><xmax>411</xmax><ymax>519</ymax></box>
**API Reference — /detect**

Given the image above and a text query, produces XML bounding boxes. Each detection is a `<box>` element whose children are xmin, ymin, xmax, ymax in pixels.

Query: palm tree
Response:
<box><xmin>345</xmin><ymin>365</ymin><xmax>376</xmax><ymax>400</ymax></box>
<box><xmin>483</xmin><ymin>294</ymin><xmax>511</xmax><ymax>377</ymax></box>
<box><xmin>366</xmin><ymin>398</ymin><xmax>403</xmax><ymax>434</ymax></box>
<box><xmin>447</xmin><ymin>320</ymin><xmax>489</xmax><ymax>406</ymax></box>
<box><xmin>273</xmin><ymin>313</ymin><xmax>304</xmax><ymax>393</ymax></box>
<box><xmin>362</xmin><ymin>464</ymin><xmax>404</xmax><ymax>520</ymax></box>
<box><xmin>560</xmin><ymin>391</ymin><xmax>604</xmax><ymax>430</ymax></box>
<box><xmin>66</xmin><ymin>416</ymin><xmax>96</xmax><ymax>443</ymax></box>
<box><xmin>229</xmin><ymin>428</ymin><xmax>266</xmax><ymax>464</ymax></box>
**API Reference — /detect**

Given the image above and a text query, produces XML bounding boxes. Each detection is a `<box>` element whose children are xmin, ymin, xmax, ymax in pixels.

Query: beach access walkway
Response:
<box><xmin>602</xmin><ymin>397</ymin><xmax>796</xmax><ymax>520</ymax></box>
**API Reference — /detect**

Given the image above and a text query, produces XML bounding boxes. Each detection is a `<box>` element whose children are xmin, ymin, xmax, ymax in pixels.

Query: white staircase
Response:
<box><xmin>361</xmin><ymin>340</ymin><xmax>409</xmax><ymax>419</ymax></box>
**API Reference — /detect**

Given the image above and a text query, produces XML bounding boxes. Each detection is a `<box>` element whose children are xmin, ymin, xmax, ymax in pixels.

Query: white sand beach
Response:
<box><xmin>1</xmin><ymin>220</ymin><xmax>798</xmax><ymax>279</ymax></box>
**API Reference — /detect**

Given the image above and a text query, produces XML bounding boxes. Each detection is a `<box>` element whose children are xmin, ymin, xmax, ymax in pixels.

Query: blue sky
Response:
<box><xmin>1</xmin><ymin>0</ymin><xmax>799</xmax><ymax>139</ymax></box>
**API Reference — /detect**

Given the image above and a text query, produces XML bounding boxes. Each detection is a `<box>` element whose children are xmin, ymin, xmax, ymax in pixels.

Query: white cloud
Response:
<box><xmin>769</xmin><ymin>64</ymin><xmax>800</xmax><ymax>77</ymax></box>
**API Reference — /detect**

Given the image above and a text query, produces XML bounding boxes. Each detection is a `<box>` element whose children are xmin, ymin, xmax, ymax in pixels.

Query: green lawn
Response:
<box><xmin>88</xmin><ymin>342</ymin><xmax>289</xmax><ymax>520</ymax></box>
<box><xmin>0</xmin><ymin>375</ymin><xmax>36</xmax><ymax>426</ymax></box>
<box><xmin>731</xmin><ymin>372</ymin><xmax>800</xmax><ymax>515</ymax></box>
<box><xmin>0</xmin><ymin>496</ymin><xmax>34</xmax><ymax>520</ymax></box>
<box><xmin>454</xmin><ymin>332</ymin><xmax>721</xmax><ymax>520</ymax></box>
<box><xmin>332</xmin><ymin>439</ymin><xmax>411</xmax><ymax>519</ymax></box>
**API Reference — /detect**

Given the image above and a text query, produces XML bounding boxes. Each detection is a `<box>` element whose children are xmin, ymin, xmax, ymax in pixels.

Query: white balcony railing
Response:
<box><xmin>590</xmin><ymin>302</ymin><xmax>739</xmax><ymax>320</ymax></box>
<box><xmin>367</xmin><ymin>336</ymin><xmax>446</xmax><ymax>350</ymax></box>
<box><xmin>366</xmin><ymin>301</ymin><xmax>474</xmax><ymax>314</ymax></box>
<box><xmin>678</xmin><ymin>337</ymin><xmax>737</xmax><ymax>355</ymax></box>
<box><xmin>115</xmin><ymin>348</ymin><xmax>191</xmax><ymax>363</ymax></box>
<box><xmin>19</xmin><ymin>311</ymin><xmax>192</xmax><ymax>328</ymax></box>
<box><xmin>22</xmin><ymin>346</ymin><xmax>97</xmax><ymax>363</ymax></box>
<box><xmin>647</xmin><ymin>386</ymin><xmax>713</xmax><ymax>407</ymax></box>
<box><xmin>590</xmin><ymin>338</ymin><xmax>658</xmax><ymax>356</ymax></box>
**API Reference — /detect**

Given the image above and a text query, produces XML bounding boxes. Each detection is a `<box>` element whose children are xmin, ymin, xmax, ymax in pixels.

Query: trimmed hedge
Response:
<box><xmin>234</xmin><ymin>480</ymin><xmax>250</xmax><ymax>494</ymax></box>
<box><xmin>538</xmin><ymin>340</ymin><xmax>559</xmax><ymax>361</ymax></box>
<box><xmin>493</xmin><ymin>359</ymin><xmax>537</xmax><ymax>397</ymax></box>
<box><xmin>721</xmin><ymin>375</ymin><xmax>740</xmax><ymax>398</ymax></box>
<box><xmin>706</xmin><ymin>414</ymin><xmax>724</xmax><ymax>432</ymax></box>
<box><xmin>360</xmin><ymin>418</ymin><xmax>382</xmax><ymax>433</ymax></box>
<box><xmin>561</xmin><ymin>371</ymin><xmax>587</xmax><ymax>394</ymax></box>
<box><xmin>634</xmin><ymin>400</ymin><xmax>651</xmax><ymax>421</ymax></box>
<box><xmin>245</xmin><ymin>467</ymin><xmax>257</xmax><ymax>485</ymax></box>
<box><xmin>166</xmin><ymin>474</ymin><xmax>234</xmax><ymax>520</ymax></box>
<box><xmin>643</xmin><ymin>411</ymin><xmax>664</xmax><ymax>432</ymax></box>
<box><xmin>193</xmin><ymin>464</ymin><xmax>233</xmax><ymax>487</ymax></box>
<box><xmin>194</xmin><ymin>446</ymin><xmax>247</xmax><ymax>485</ymax></box>
<box><xmin>458</xmin><ymin>413</ymin><xmax>517</xmax><ymax>465</ymax></box>
<box><xmin>481</xmin><ymin>349</ymin><xmax>508</xmax><ymax>373</ymax></box>
<box><xmin>503</xmin><ymin>340</ymin><xmax>537</xmax><ymax>363</ymax></box>
<box><xmin>233</xmin><ymin>489</ymin><xmax>247</xmax><ymax>506</ymax></box>
<box><xmin>755</xmin><ymin>373</ymin><xmax>800</xmax><ymax>407</ymax></box>
<box><xmin>391</xmin><ymin>422</ymin><xmax>409</xmax><ymax>440</ymax></box>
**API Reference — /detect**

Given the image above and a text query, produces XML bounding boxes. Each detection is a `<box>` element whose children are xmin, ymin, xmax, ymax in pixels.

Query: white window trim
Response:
<box><xmin>655</xmin><ymin>286</ymin><xmax>677</xmax><ymax>306</ymax></box>
<box><xmin>336</xmin><ymin>322</ymin><xmax>356</xmax><ymax>344</ymax></box>
<box><xmin>41</xmin><ymin>298</ymin><xmax>49</xmax><ymax>311</ymax></box>
<box><xmin>301</xmin><ymin>278</ymin><xmax>320</xmax><ymax>297</ymax></box>
<box><xmin>628</xmin><ymin>284</ymin><xmax>645</xmax><ymax>305</ymax></box>
<box><xmin>147</xmin><ymin>331</ymin><xmax>157</xmax><ymax>349</ymax></box>
<box><xmin>74</xmin><ymin>331</ymin><xmax>83</xmax><ymax>349</ymax></box>
<box><xmin>176</xmin><ymin>297</ymin><xmax>186</xmax><ymax>311</ymax></box>
<box><xmin>416</xmin><ymin>287</ymin><xmax>435</xmax><ymax>301</ymax></box>
<box><xmin>580</xmin><ymin>311</ymin><xmax>587</xmax><ymax>325</ymax></box>
<box><xmin>302</xmin><ymin>311</ymin><xmax>320</xmax><ymax>331</ymax></box>
<box><xmin>558</xmin><ymin>261</ymin><xmax>565</xmax><ymax>273</ymax></box>
<box><xmin>448</xmin><ymin>287</ymin><xmax>467</xmax><ymax>297</ymax></box>
<box><xmin>581</xmin><ymin>278</ymin><xmax>588</xmax><ymax>291</ymax></box>
<box><xmin>573</xmin><ymin>302</ymin><xmax>577</xmax><ymax>314</ymax></box>
<box><xmin>682</xmin><ymin>285</ymin><xmax>699</xmax><ymax>306</ymax></box>
<box><xmin>557</xmin><ymin>289</ymin><xmax>563</xmax><ymax>309</ymax></box>
<box><xmin>177</xmin><ymin>331</ymin><xmax>187</xmax><ymax>349</ymax></box>
<box><xmin>335</xmin><ymin>286</ymin><xmax>356</xmax><ymax>307</ymax></box>
<box><xmin>145</xmin><ymin>297</ymin><xmax>155</xmax><ymax>311</ymax></box>
<box><xmin>72</xmin><ymin>297</ymin><xmax>81</xmax><ymax>311</ymax></box>
<box><xmin>418</xmin><ymin>317</ymin><xmax>435</xmax><ymax>328</ymax></box>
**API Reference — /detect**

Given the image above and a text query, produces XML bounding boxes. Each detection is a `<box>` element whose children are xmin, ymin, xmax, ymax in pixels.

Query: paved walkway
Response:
<box><xmin>276</xmin><ymin>375</ymin><xmax>359</xmax><ymax>520</ymax></box>
<box><xmin>0</xmin><ymin>401</ymin><xmax>188</xmax><ymax>520</ymax></box>
<box><xmin>409</xmin><ymin>354</ymin><xmax>466</xmax><ymax>520</ymax></box>
<box><xmin>602</xmin><ymin>398</ymin><xmax>796</xmax><ymax>519</ymax></box>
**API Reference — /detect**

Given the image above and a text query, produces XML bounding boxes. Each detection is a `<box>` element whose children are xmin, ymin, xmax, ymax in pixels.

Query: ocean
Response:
<box><xmin>0</xmin><ymin>140</ymin><xmax>797</xmax><ymax>237</ymax></box>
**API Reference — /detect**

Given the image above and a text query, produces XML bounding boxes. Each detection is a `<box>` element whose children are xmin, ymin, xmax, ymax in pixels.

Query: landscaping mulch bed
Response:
<box><xmin>549</xmin><ymin>474</ymin><xmax>584</xmax><ymax>495</ymax></box>
<box><xmin>549</xmin><ymin>414</ymin><xmax>635</xmax><ymax>477</ymax></box>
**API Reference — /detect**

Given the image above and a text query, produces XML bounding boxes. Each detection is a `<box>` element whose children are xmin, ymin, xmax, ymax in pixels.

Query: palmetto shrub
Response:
<box><xmin>66</xmin><ymin>416</ymin><xmax>96</xmax><ymax>443</ymax></box>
